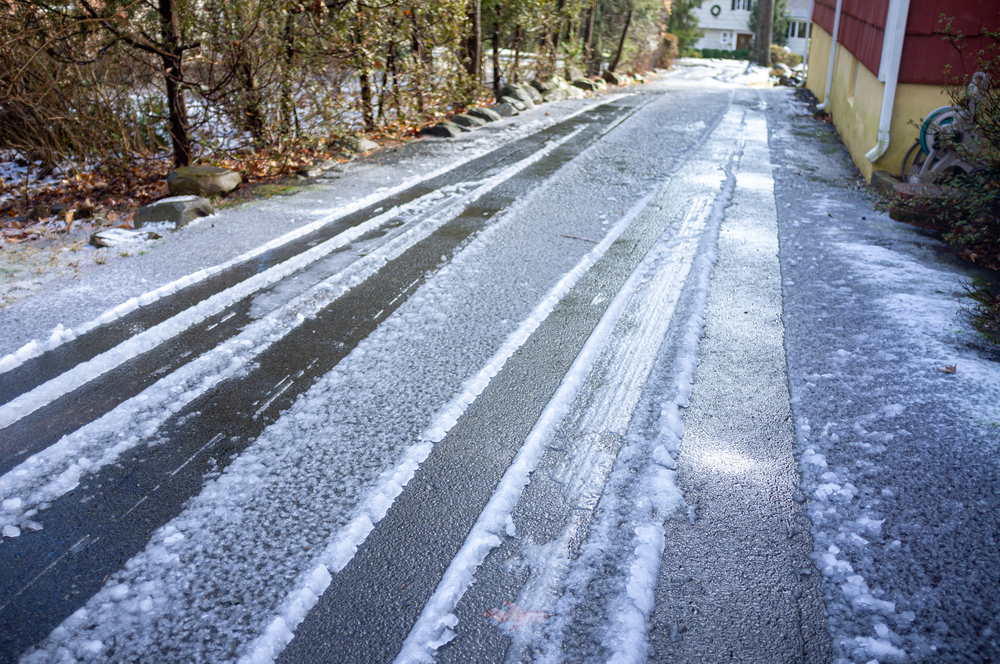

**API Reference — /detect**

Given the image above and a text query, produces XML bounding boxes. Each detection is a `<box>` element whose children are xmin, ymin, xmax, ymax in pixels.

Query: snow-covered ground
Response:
<box><xmin>769</xmin><ymin>92</ymin><xmax>1000</xmax><ymax>663</ymax></box>
<box><xmin>0</xmin><ymin>62</ymin><xmax>997</xmax><ymax>664</ymax></box>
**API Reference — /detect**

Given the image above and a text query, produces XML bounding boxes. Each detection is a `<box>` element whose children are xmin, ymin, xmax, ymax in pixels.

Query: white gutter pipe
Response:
<box><xmin>816</xmin><ymin>0</ymin><xmax>843</xmax><ymax>111</ymax></box>
<box><xmin>865</xmin><ymin>0</ymin><xmax>912</xmax><ymax>162</ymax></box>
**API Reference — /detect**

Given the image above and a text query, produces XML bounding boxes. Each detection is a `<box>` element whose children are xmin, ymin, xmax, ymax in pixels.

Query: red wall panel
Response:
<box><xmin>811</xmin><ymin>0</ymin><xmax>999</xmax><ymax>85</ymax></box>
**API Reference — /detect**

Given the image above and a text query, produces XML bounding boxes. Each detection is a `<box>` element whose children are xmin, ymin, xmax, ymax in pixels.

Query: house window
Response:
<box><xmin>788</xmin><ymin>20</ymin><xmax>809</xmax><ymax>39</ymax></box>
<box><xmin>731</xmin><ymin>0</ymin><xmax>752</xmax><ymax>10</ymax></box>
<box><xmin>720</xmin><ymin>31</ymin><xmax>731</xmax><ymax>45</ymax></box>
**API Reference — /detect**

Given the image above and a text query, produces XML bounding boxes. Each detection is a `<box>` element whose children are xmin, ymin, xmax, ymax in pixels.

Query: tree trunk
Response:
<box><xmin>751</xmin><ymin>0</ymin><xmax>774</xmax><ymax>67</ymax></box>
<box><xmin>512</xmin><ymin>24</ymin><xmax>522</xmax><ymax>83</ymax></box>
<box><xmin>409</xmin><ymin>8</ymin><xmax>426</xmax><ymax>114</ymax></box>
<box><xmin>354</xmin><ymin>13</ymin><xmax>375</xmax><ymax>130</ymax></box>
<box><xmin>464</xmin><ymin>0</ymin><xmax>482</xmax><ymax>81</ymax></box>
<box><xmin>552</xmin><ymin>0</ymin><xmax>565</xmax><ymax>53</ymax></box>
<box><xmin>359</xmin><ymin>69</ymin><xmax>375</xmax><ymax>130</ymax></box>
<box><xmin>237</xmin><ymin>43</ymin><xmax>266</xmax><ymax>146</ymax></box>
<box><xmin>582</xmin><ymin>0</ymin><xmax>596</xmax><ymax>69</ymax></box>
<box><xmin>492</xmin><ymin>17</ymin><xmax>501</xmax><ymax>97</ymax></box>
<box><xmin>279</xmin><ymin>7</ymin><xmax>296</xmax><ymax>143</ymax></box>
<box><xmin>159</xmin><ymin>0</ymin><xmax>191</xmax><ymax>167</ymax></box>
<box><xmin>609</xmin><ymin>7</ymin><xmax>633</xmax><ymax>73</ymax></box>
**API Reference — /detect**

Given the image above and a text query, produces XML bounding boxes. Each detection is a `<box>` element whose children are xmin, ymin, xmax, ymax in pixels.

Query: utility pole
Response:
<box><xmin>751</xmin><ymin>0</ymin><xmax>774</xmax><ymax>67</ymax></box>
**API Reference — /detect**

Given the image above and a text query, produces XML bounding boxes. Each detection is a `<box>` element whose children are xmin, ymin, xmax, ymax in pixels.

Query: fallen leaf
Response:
<box><xmin>938</xmin><ymin>365</ymin><xmax>957</xmax><ymax>374</ymax></box>
<box><xmin>484</xmin><ymin>602</ymin><xmax>548</xmax><ymax>630</ymax></box>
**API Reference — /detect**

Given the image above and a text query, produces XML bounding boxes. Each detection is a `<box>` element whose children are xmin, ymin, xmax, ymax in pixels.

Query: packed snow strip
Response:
<box><xmin>502</xmin><ymin>194</ymin><xmax>718</xmax><ymax>663</ymax></box>
<box><xmin>19</xmin><ymin>99</ymin><xmax>649</xmax><ymax>661</ymax></box>
<box><xmin>238</xmin><ymin>181</ymin><xmax>649</xmax><ymax>664</ymax></box>
<box><xmin>0</xmin><ymin>126</ymin><xmax>586</xmax><ymax>433</ymax></box>
<box><xmin>393</xmin><ymin>187</ymin><xmax>669</xmax><ymax>664</ymax></box>
<box><xmin>394</xmin><ymin>95</ymin><xmax>741</xmax><ymax>664</ymax></box>
<box><xmin>0</xmin><ymin>211</ymin><xmax>467</xmax><ymax>535</ymax></box>
<box><xmin>2</xmin><ymin>145</ymin><xmax>597</xmax><ymax>533</ymax></box>
<box><xmin>0</xmin><ymin>97</ymin><xmax>621</xmax><ymax>377</ymax></box>
<box><xmin>600</xmin><ymin>113</ymin><xmax>752</xmax><ymax>664</ymax></box>
<box><xmin>511</xmin><ymin>112</ymin><xmax>747</xmax><ymax>664</ymax></box>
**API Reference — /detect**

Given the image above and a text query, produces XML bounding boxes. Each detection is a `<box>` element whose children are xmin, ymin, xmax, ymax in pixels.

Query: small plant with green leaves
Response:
<box><xmin>890</xmin><ymin>19</ymin><xmax>1000</xmax><ymax>271</ymax></box>
<box><xmin>963</xmin><ymin>279</ymin><xmax>1000</xmax><ymax>344</ymax></box>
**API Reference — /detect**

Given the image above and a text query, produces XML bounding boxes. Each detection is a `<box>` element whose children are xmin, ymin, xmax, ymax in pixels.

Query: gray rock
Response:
<box><xmin>134</xmin><ymin>196</ymin><xmax>215</xmax><ymax>230</ymax></box>
<box><xmin>499</xmin><ymin>85</ymin><xmax>535</xmax><ymax>108</ymax></box>
<box><xmin>89</xmin><ymin>228</ymin><xmax>162</xmax><ymax>249</ymax></box>
<box><xmin>566</xmin><ymin>65</ymin><xmax>584</xmax><ymax>81</ymax></box>
<box><xmin>492</xmin><ymin>103</ymin><xmax>520</xmax><ymax>117</ymax></box>
<box><xmin>519</xmin><ymin>82</ymin><xmax>542</xmax><ymax>102</ymax></box>
<box><xmin>594</xmin><ymin>77</ymin><xmax>608</xmax><ymax>90</ymax></box>
<box><xmin>466</xmin><ymin>107</ymin><xmax>502</xmax><ymax>122</ymax></box>
<box><xmin>530</xmin><ymin>78</ymin><xmax>559</xmax><ymax>94</ymax></box>
<box><xmin>298</xmin><ymin>159</ymin><xmax>340</xmax><ymax>177</ymax></box>
<box><xmin>603</xmin><ymin>70</ymin><xmax>627</xmax><ymax>86</ymax></box>
<box><xmin>541</xmin><ymin>88</ymin><xmax>568</xmax><ymax>102</ymax></box>
<box><xmin>420</xmin><ymin>121</ymin><xmax>464</xmax><ymax>138</ymax></box>
<box><xmin>450</xmin><ymin>113</ymin><xmax>487</xmax><ymax>128</ymax></box>
<box><xmin>500</xmin><ymin>96</ymin><xmax>527</xmax><ymax>111</ymax></box>
<box><xmin>333</xmin><ymin>136</ymin><xmax>379</xmax><ymax>154</ymax></box>
<box><xmin>167</xmin><ymin>166</ymin><xmax>241</xmax><ymax>197</ymax></box>
<box><xmin>28</xmin><ymin>204</ymin><xmax>49</xmax><ymax>220</ymax></box>
<box><xmin>572</xmin><ymin>78</ymin><xmax>599</xmax><ymax>91</ymax></box>
<box><xmin>565</xmin><ymin>86</ymin><xmax>585</xmax><ymax>99</ymax></box>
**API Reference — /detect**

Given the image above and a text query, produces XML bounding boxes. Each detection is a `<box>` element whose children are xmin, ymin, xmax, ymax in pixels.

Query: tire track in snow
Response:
<box><xmin>0</xmin><ymin>104</ymin><xmax>653</xmax><ymax>660</ymax></box>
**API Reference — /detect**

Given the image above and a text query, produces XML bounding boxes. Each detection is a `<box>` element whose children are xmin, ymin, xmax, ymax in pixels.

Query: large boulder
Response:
<box><xmin>89</xmin><ymin>228</ymin><xmax>162</xmax><ymax>249</ymax></box>
<box><xmin>450</xmin><ymin>113</ymin><xmax>487</xmax><ymax>129</ymax></box>
<box><xmin>530</xmin><ymin>78</ymin><xmax>561</xmax><ymax>94</ymax></box>
<box><xmin>134</xmin><ymin>196</ymin><xmax>214</xmax><ymax>230</ymax></box>
<box><xmin>572</xmin><ymin>78</ymin><xmax>599</xmax><ymax>92</ymax></box>
<box><xmin>565</xmin><ymin>65</ymin><xmax>585</xmax><ymax>81</ymax></box>
<box><xmin>333</xmin><ymin>135</ymin><xmax>378</xmax><ymax>154</ymax></box>
<box><xmin>167</xmin><ymin>166</ymin><xmax>241</xmax><ymax>197</ymax></box>
<box><xmin>467</xmin><ymin>106</ymin><xmax>502</xmax><ymax>122</ymax></box>
<box><xmin>519</xmin><ymin>82</ymin><xmax>542</xmax><ymax>103</ymax></box>
<box><xmin>421</xmin><ymin>121</ymin><xmax>464</xmax><ymax>138</ymax></box>
<box><xmin>499</xmin><ymin>85</ymin><xmax>535</xmax><ymax>109</ymax></box>
<box><xmin>492</xmin><ymin>102</ymin><xmax>520</xmax><ymax>117</ymax></box>
<box><xmin>500</xmin><ymin>96</ymin><xmax>527</xmax><ymax>111</ymax></box>
<box><xmin>542</xmin><ymin>87</ymin><xmax>568</xmax><ymax>102</ymax></box>
<box><xmin>594</xmin><ymin>77</ymin><xmax>608</xmax><ymax>91</ymax></box>
<box><xmin>565</xmin><ymin>86</ymin><xmax>585</xmax><ymax>99</ymax></box>
<box><xmin>603</xmin><ymin>70</ymin><xmax>627</xmax><ymax>86</ymax></box>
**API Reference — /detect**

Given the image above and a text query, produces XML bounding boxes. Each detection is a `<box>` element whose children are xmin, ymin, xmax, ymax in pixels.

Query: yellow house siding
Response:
<box><xmin>806</xmin><ymin>25</ymin><xmax>832</xmax><ymax>104</ymax></box>
<box><xmin>805</xmin><ymin>24</ymin><xmax>951</xmax><ymax>182</ymax></box>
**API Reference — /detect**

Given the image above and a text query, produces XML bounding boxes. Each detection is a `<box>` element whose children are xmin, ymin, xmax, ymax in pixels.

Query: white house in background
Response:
<box><xmin>785</xmin><ymin>0</ymin><xmax>815</xmax><ymax>59</ymax></box>
<box><xmin>694</xmin><ymin>0</ymin><xmax>755</xmax><ymax>52</ymax></box>
<box><xmin>694</xmin><ymin>0</ymin><xmax>814</xmax><ymax>58</ymax></box>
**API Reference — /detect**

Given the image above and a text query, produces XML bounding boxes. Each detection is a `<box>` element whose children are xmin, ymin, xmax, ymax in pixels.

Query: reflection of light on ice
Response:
<box><xmin>698</xmin><ymin>449</ymin><xmax>756</xmax><ymax>475</ymax></box>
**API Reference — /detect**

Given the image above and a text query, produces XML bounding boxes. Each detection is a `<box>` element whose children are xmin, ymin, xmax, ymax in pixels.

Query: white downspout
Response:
<box><xmin>816</xmin><ymin>0</ymin><xmax>843</xmax><ymax>111</ymax></box>
<box><xmin>865</xmin><ymin>0</ymin><xmax>912</xmax><ymax>162</ymax></box>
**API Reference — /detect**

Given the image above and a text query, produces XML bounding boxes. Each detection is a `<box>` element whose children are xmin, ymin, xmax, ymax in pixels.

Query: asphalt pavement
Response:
<box><xmin>0</xmin><ymin>61</ymin><xmax>998</xmax><ymax>664</ymax></box>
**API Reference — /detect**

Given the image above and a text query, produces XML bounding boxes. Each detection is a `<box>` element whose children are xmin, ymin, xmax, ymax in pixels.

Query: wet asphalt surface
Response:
<box><xmin>1</xmin><ymin>64</ymin><xmax>998</xmax><ymax>664</ymax></box>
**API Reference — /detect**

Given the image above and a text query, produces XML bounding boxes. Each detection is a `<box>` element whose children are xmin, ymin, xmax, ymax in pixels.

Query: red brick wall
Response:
<box><xmin>811</xmin><ymin>0</ymin><xmax>1000</xmax><ymax>85</ymax></box>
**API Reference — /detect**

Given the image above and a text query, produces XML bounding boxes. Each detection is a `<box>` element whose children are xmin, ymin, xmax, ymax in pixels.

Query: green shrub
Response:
<box><xmin>656</xmin><ymin>33</ymin><xmax>681</xmax><ymax>68</ymax></box>
<box><xmin>700</xmin><ymin>48</ymin><xmax>751</xmax><ymax>60</ymax></box>
<box><xmin>770</xmin><ymin>44</ymin><xmax>802</xmax><ymax>68</ymax></box>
